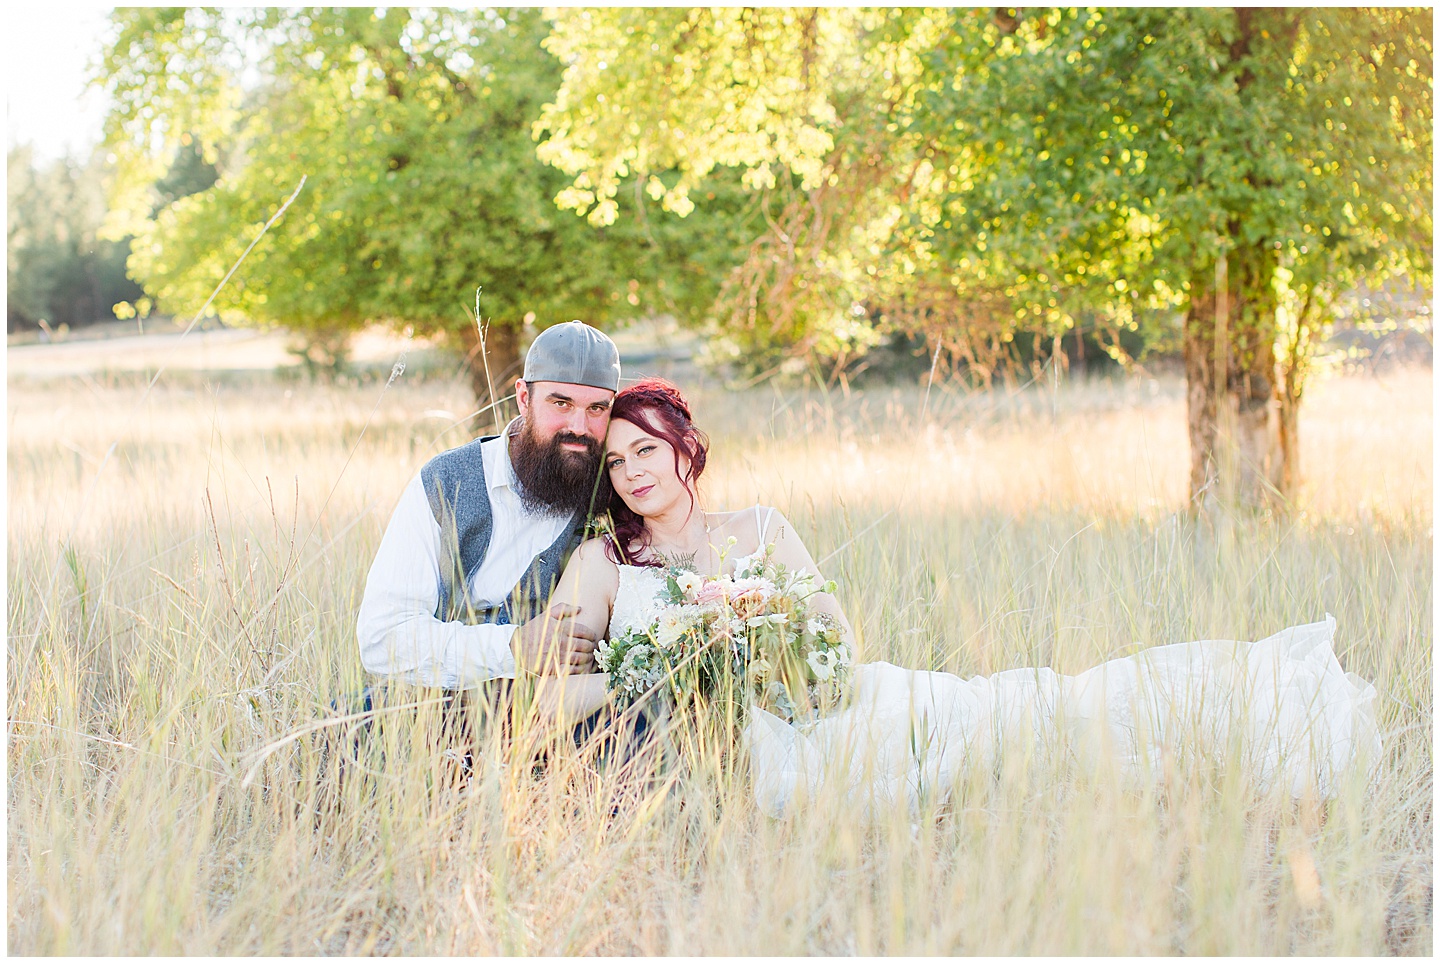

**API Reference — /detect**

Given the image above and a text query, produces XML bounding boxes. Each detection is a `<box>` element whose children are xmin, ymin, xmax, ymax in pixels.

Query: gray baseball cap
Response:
<box><xmin>522</xmin><ymin>320</ymin><xmax>621</xmax><ymax>392</ymax></box>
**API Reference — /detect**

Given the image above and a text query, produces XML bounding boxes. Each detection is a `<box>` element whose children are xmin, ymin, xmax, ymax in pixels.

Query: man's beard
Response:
<box><xmin>509</xmin><ymin>416</ymin><xmax>604</xmax><ymax>515</ymax></box>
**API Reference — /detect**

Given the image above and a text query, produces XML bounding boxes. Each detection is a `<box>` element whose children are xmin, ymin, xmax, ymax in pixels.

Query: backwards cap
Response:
<box><xmin>521</xmin><ymin>320</ymin><xmax>620</xmax><ymax>392</ymax></box>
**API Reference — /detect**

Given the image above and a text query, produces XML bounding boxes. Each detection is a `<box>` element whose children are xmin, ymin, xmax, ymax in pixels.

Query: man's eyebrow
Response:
<box><xmin>547</xmin><ymin>391</ymin><xmax>612</xmax><ymax>409</ymax></box>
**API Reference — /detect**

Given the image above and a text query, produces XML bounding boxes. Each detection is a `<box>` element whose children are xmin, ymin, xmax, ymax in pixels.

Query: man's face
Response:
<box><xmin>510</xmin><ymin>379</ymin><xmax>615</xmax><ymax>513</ymax></box>
<box><xmin>515</xmin><ymin>379</ymin><xmax>614</xmax><ymax>448</ymax></box>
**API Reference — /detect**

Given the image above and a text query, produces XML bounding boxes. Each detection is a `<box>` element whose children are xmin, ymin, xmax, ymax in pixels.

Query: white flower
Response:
<box><xmin>729</xmin><ymin>576</ymin><xmax>775</xmax><ymax>596</ymax></box>
<box><xmin>767</xmin><ymin>612</ymin><xmax>789</xmax><ymax>625</ymax></box>
<box><xmin>675</xmin><ymin>571</ymin><xmax>701</xmax><ymax>596</ymax></box>
<box><xmin>745</xmin><ymin>615</ymin><xmax>770</xmax><ymax>629</ymax></box>
<box><xmin>832</xmin><ymin>643</ymin><xmax>852</xmax><ymax>666</ymax></box>
<box><xmin>806</xmin><ymin>649</ymin><xmax>835</xmax><ymax>680</ymax></box>
<box><xmin>806</xmin><ymin>618</ymin><xmax>827</xmax><ymax>637</ymax></box>
<box><xmin>655</xmin><ymin>605</ymin><xmax>699</xmax><ymax>649</ymax></box>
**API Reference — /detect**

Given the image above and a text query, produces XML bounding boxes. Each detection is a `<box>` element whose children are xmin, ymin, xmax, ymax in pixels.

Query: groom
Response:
<box><xmin>354</xmin><ymin>320</ymin><xmax>619</xmax><ymax>742</ymax></box>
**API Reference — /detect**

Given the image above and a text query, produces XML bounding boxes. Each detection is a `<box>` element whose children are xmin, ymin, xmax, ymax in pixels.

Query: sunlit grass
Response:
<box><xmin>7</xmin><ymin>363</ymin><xmax>1432</xmax><ymax>954</ymax></box>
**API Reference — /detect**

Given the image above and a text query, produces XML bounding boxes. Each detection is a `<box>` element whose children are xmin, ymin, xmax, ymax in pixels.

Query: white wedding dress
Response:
<box><xmin>608</xmin><ymin>549</ymin><xmax>1382</xmax><ymax>817</ymax></box>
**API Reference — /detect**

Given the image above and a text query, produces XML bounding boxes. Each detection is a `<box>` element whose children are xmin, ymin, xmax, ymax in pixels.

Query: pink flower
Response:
<box><xmin>693</xmin><ymin>578</ymin><xmax>731</xmax><ymax>606</ymax></box>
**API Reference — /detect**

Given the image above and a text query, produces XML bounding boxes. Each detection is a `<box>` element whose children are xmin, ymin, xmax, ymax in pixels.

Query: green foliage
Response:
<box><xmin>149</xmin><ymin>141</ymin><xmax>219</xmax><ymax>216</ymax></box>
<box><xmin>539</xmin><ymin>9</ymin><xmax>996</xmax><ymax>375</ymax></box>
<box><xmin>538</xmin><ymin>8</ymin><xmax>1432</xmax><ymax>380</ymax></box>
<box><xmin>7</xmin><ymin>145</ymin><xmax>143</xmax><ymax>332</ymax></box>
<box><xmin>538</xmin><ymin>8</ymin><xmax>843</xmax><ymax>224</ymax></box>
<box><xmin>920</xmin><ymin>7</ymin><xmax>1432</xmax><ymax>360</ymax></box>
<box><xmin>95</xmin><ymin>6</ymin><xmax>1430</xmax><ymax>394</ymax></box>
<box><xmin>97</xmin><ymin>8</ymin><xmax>740</xmax><ymax>382</ymax></box>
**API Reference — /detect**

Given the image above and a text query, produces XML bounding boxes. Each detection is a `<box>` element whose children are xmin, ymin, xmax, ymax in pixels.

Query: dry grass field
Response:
<box><xmin>6</xmin><ymin>357</ymin><xmax>1433</xmax><ymax>954</ymax></box>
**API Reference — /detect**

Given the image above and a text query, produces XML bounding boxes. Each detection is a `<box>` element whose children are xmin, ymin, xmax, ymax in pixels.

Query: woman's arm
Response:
<box><xmin>525</xmin><ymin>538</ymin><xmax>619</xmax><ymax>724</ymax></box>
<box><xmin>762</xmin><ymin>510</ymin><xmax>858</xmax><ymax>649</ymax></box>
<box><xmin>530</xmin><ymin>672</ymin><xmax>611</xmax><ymax>728</ymax></box>
<box><xmin>546</xmin><ymin>537</ymin><xmax>620</xmax><ymax>651</ymax></box>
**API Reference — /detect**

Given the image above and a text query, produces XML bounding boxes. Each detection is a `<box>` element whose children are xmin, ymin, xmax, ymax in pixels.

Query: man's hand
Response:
<box><xmin>511</xmin><ymin>602</ymin><xmax>600</xmax><ymax>676</ymax></box>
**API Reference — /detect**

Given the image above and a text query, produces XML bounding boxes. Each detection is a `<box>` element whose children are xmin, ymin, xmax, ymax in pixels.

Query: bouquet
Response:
<box><xmin>595</xmin><ymin>549</ymin><xmax>853</xmax><ymax>726</ymax></box>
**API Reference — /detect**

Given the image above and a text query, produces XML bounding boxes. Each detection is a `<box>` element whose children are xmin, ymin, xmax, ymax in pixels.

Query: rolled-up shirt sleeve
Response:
<box><xmin>356</xmin><ymin>473</ymin><xmax>518</xmax><ymax>687</ymax></box>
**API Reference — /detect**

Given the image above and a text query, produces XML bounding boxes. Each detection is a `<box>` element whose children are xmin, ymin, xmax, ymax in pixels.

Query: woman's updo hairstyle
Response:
<box><xmin>604</xmin><ymin>377</ymin><xmax>710</xmax><ymax>566</ymax></box>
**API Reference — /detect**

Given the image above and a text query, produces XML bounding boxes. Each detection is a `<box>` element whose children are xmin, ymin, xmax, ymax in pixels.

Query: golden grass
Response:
<box><xmin>7</xmin><ymin>363</ymin><xmax>1433</xmax><ymax>954</ymax></box>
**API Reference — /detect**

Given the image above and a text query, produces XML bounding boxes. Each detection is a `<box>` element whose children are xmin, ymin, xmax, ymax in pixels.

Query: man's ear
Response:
<box><xmin>514</xmin><ymin>378</ymin><xmax>530</xmax><ymax>414</ymax></box>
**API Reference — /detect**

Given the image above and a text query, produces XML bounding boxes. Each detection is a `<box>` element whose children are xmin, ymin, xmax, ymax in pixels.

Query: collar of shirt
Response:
<box><xmin>481</xmin><ymin>433</ymin><xmax>519</xmax><ymax>498</ymax></box>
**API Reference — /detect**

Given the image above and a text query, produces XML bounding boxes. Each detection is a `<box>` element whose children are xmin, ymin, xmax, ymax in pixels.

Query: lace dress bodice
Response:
<box><xmin>606</xmin><ymin>505</ymin><xmax>774</xmax><ymax>639</ymax></box>
<box><xmin>610</xmin><ymin>565</ymin><xmax>669</xmax><ymax>637</ymax></box>
<box><xmin>609</xmin><ymin>552</ymin><xmax>765</xmax><ymax>637</ymax></box>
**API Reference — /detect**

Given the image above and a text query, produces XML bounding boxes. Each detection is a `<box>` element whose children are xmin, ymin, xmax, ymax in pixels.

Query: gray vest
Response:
<box><xmin>420</xmin><ymin>436</ymin><xmax>585</xmax><ymax>627</ymax></box>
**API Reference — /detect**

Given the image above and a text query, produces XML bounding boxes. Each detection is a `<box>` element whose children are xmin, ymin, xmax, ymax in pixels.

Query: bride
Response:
<box><xmin>532</xmin><ymin>378</ymin><xmax>1382</xmax><ymax>814</ymax></box>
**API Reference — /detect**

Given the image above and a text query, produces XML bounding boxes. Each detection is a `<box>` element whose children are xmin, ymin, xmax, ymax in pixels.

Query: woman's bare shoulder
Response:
<box><xmin>573</xmin><ymin>533</ymin><xmax>613</xmax><ymax>556</ymax></box>
<box><xmin>706</xmin><ymin>504</ymin><xmax>792</xmax><ymax>554</ymax></box>
<box><xmin>706</xmin><ymin>504</ymin><xmax>781</xmax><ymax>527</ymax></box>
<box><xmin>574</xmin><ymin>536</ymin><xmax>619</xmax><ymax>565</ymax></box>
<box><xmin>569</xmin><ymin>537</ymin><xmax>620</xmax><ymax>598</ymax></box>
<box><xmin>553</xmin><ymin>536</ymin><xmax>620</xmax><ymax>610</ymax></box>
<box><xmin>705</xmin><ymin>506</ymin><xmax>762</xmax><ymax>536</ymax></box>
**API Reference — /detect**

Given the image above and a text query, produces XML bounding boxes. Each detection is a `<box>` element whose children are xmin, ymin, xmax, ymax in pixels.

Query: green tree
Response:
<box><xmin>98</xmin><ymin>8</ymin><xmax>732</xmax><ymax>408</ymax></box>
<box><xmin>538</xmin><ymin>8</ymin><xmax>999</xmax><ymax>377</ymax></box>
<box><xmin>538</xmin><ymin>7</ymin><xmax>1432</xmax><ymax>504</ymax></box>
<box><xmin>7</xmin><ymin>145</ymin><xmax>143</xmax><ymax>333</ymax></box>
<box><xmin>922</xmin><ymin>7</ymin><xmax>1432</xmax><ymax>505</ymax></box>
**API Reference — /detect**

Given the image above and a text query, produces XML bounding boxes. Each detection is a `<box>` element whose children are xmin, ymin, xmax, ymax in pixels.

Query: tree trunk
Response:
<box><xmin>1277</xmin><ymin>389</ymin><xmax>1300</xmax><ymax>501</ymax></box>
<box><xmin>1177</xmin><ymin>8</ymin><xmax>1292</xmax><ymax>512</ymax></box>
<box><xmin>1183</xmin><ymin>244</ymin><xmax>1285</xmax><ymax>511</ymax></box>
<box><xmin>1227</xmin><ymin>242</ymin><xmax>1283</xmax><ymax>506</ymax></box>
<box><xmin>455</xmin><ymin>319</ymin><xmax>522</xmax><ymax>435</ymax></box>
<box><xmin>1183</xmin><ymin>266</ymin><xmax>1222</xmax><ymax>506</ymax></box>
<box><xmin>1275</xmin><ymin>291</ymin><xmax>1317</xmax><ymax>502</ymax></box>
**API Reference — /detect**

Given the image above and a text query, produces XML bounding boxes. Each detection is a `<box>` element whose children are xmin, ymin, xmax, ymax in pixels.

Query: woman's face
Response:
<box><xmin>605</xmin><ymin>415</ymin><xmax>692</xmax><ymax>517</ymax></box>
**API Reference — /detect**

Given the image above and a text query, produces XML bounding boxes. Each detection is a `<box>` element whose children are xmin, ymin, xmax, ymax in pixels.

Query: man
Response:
<box><xmin>355</xmin><ymin>321</ymin><xmax>618</xmax><ymax>735</ymax></box>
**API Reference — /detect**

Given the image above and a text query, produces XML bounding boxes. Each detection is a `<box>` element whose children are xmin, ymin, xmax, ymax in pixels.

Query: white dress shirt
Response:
<box><xmin>356</xmin><ymin>435</ymin><xmax>576</xmax><ymax>688</ymax></box>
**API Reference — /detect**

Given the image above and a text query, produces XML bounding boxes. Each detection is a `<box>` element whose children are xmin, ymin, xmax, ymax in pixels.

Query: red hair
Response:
<box><xmin>603</xmin><ymin>377</ymin><xmax>709</xmax><ymax>566</ymax></box>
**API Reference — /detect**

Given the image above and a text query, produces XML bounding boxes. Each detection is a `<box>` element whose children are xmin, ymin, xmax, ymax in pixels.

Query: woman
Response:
<box><xmin>538</xmin><ymin>378</ymin><xmax>1382</xmax><ymax>814</ymax></box>
<box><xmin>529</xmin><ymin>380</ymin><xmax>848</xmax><ymax>717</ymax></box>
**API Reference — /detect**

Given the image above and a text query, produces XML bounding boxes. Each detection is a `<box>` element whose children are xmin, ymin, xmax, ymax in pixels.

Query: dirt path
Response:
<box><xmin>6</xmin><ymin>325</ymin><xmax>430</xmax><ymax>379</ymax></box>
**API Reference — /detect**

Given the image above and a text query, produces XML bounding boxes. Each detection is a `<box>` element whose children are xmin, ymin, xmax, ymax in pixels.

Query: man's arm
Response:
<box><xmin>356</xmin><ymin>474</ymin><xmax>518</xmax><ymax>688</ymax></box>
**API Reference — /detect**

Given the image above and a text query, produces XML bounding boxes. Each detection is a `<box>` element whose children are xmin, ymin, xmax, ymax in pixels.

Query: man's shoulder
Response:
<box><xmin>425</xmin><ymin>435</ymin><xmax>496</xmax><ymax>464</ymax></box>
<box><xmin>418</xmin><ymin>436</ymin><xmax>501</xmax><ymax>520</ymax></box>
<box><xmin>420</xmin><ymin>435</ymin><xmax>496</xmax><ymax>480</ymax></box>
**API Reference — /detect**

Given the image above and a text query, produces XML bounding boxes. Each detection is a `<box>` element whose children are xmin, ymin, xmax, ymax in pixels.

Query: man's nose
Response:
<box><xmin>563</xmin><ymin>407</ymin><xmax>588</xmax><ymax>434</ymax></box>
